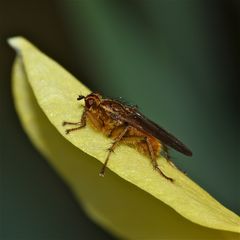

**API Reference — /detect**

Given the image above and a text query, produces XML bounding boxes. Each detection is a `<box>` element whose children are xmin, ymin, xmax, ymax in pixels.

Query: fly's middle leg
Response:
<box><xmin>99</xmin><ymin>125</ymin><xmax>130</xmax><ymax>177</ymax></box>
<box><xmin>103</xmin><ymin>133</ymin><xmax>173</xmax><ymax>181</ymax></box>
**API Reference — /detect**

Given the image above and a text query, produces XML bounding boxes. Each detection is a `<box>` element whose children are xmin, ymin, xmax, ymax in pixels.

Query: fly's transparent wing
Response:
<box><xmin>122</xmin><ymin>110</ymin><xmax>192</xmax><ymax>156</ymax></box>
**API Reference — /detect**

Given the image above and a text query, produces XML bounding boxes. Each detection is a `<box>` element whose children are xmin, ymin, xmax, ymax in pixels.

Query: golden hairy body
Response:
<box><xmin>87</xmin><ymin>99</ymin><xmax>162</xmax><ymax>158</ymax></box>
<box><xmin>63</xmin><ymin>93</ymin><xmax>192</xmax><ymax>181</ymax></box>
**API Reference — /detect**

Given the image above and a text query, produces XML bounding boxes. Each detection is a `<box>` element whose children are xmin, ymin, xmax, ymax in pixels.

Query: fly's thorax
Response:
<box><xmin>100</xmin><ymin>100</ymin><xmax>127</xmax><ymax>115</ymax></box>
<box><xmin>85</xmin><ymin>103</ymin><xmax>123</xmax><ymax>136</ymax></box>
<box><xmin>99</xmin><ymin>107</ymin><xmax>124</xmax><ymax>135</ymax></box>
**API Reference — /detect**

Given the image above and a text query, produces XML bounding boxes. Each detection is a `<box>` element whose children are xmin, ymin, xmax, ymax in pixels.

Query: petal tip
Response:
<box><xmin>7</xmin><ymin>36</ymin><xmax>27</xmax><ymax>52</ymax></box>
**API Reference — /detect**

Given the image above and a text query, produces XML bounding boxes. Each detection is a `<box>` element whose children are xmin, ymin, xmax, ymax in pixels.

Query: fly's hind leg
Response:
<box><xmin>160</xmin><ymin>148</ymin><xmax>186</xmax><ymax>174</ymax></box>
<box><xmin>62</xmin><ymin>110</ymin><xmax>87</xmax><ymax>134</ymax></box>
<box><xmin>109</xmin><ymin>134</ymin><xmax>173</xmax><ymax>181</ymax></box>
<box><xmin>145</xmin><ymin>138</ymin><xmax>173</xmax><ymax>182</ymax></box>
<box><xmin>160</xmin><ymin>148</ymin><xmax>177</xmax><ymax>169</ymax></box>
<box><xmin>99</xmin><ymin>125</ymin><xmax>130</xmax><ymax>177</ymax></box>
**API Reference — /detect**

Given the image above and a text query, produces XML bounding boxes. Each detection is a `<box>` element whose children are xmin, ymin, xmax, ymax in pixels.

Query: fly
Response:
<box><xmin>62</xmin><ymin>93</ymin><xmax>192</xmax><ymax>182</ymax></box>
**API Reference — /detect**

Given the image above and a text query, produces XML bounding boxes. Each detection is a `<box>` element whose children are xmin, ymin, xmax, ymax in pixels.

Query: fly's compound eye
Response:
<box><xmin>86</xmin><ymin>97</ymin><xmax>95</xmax><ymax>108</ymax></box>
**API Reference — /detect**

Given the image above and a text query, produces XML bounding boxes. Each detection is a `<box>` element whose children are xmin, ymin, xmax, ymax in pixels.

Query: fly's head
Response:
<box><xmin>77</xmin><ymin>93</ymin><xmax>102</xmax><ymax>110</ymax></box>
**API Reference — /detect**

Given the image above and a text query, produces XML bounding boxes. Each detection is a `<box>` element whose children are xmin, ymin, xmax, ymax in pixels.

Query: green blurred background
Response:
<box><xmin>0</xmin><ymin>0</ymin><xmax>239</xmax><ymax>239</ymax></box>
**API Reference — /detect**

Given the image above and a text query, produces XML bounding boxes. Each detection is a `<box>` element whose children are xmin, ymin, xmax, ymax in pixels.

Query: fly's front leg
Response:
<box><xmin>99</xmin><ymin>125</ymin><xmax>130</xmax><ymax>177</ymax></box>
<box><xmin>145</xmin><ymin>138</ymin><xmax>173</xmax><ymax>182</ymax></box>
<box><xmin>63</xmin><ymin>109</ymin><xmax>87</xmax><ymax>134</ymax></box>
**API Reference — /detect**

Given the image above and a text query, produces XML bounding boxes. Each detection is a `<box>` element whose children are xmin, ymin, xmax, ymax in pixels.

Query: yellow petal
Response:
<box><xmin>10</xmin><ymin>36</ymin><xmax>240</xmax><ymax>239</ymax></box>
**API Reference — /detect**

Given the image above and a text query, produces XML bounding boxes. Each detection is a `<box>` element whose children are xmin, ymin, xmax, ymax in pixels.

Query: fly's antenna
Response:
<box><xmin>77</xmin><ymin>95</ymin><xmax>85</xmax><ymax>101</ymax></box>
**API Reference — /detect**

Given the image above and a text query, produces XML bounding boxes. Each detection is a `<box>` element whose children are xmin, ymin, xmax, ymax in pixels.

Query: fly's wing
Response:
<box><xmin>121</xmin><ymin>109</ymin><xmax>192</xmax><ymax>156</ymax></box>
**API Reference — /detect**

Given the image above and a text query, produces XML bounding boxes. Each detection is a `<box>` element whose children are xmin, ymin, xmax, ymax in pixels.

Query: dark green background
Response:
<box><xmin>0</xmin><ymin>1</ymin><xmax>239</xmax><ymax>239</ymax></box>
